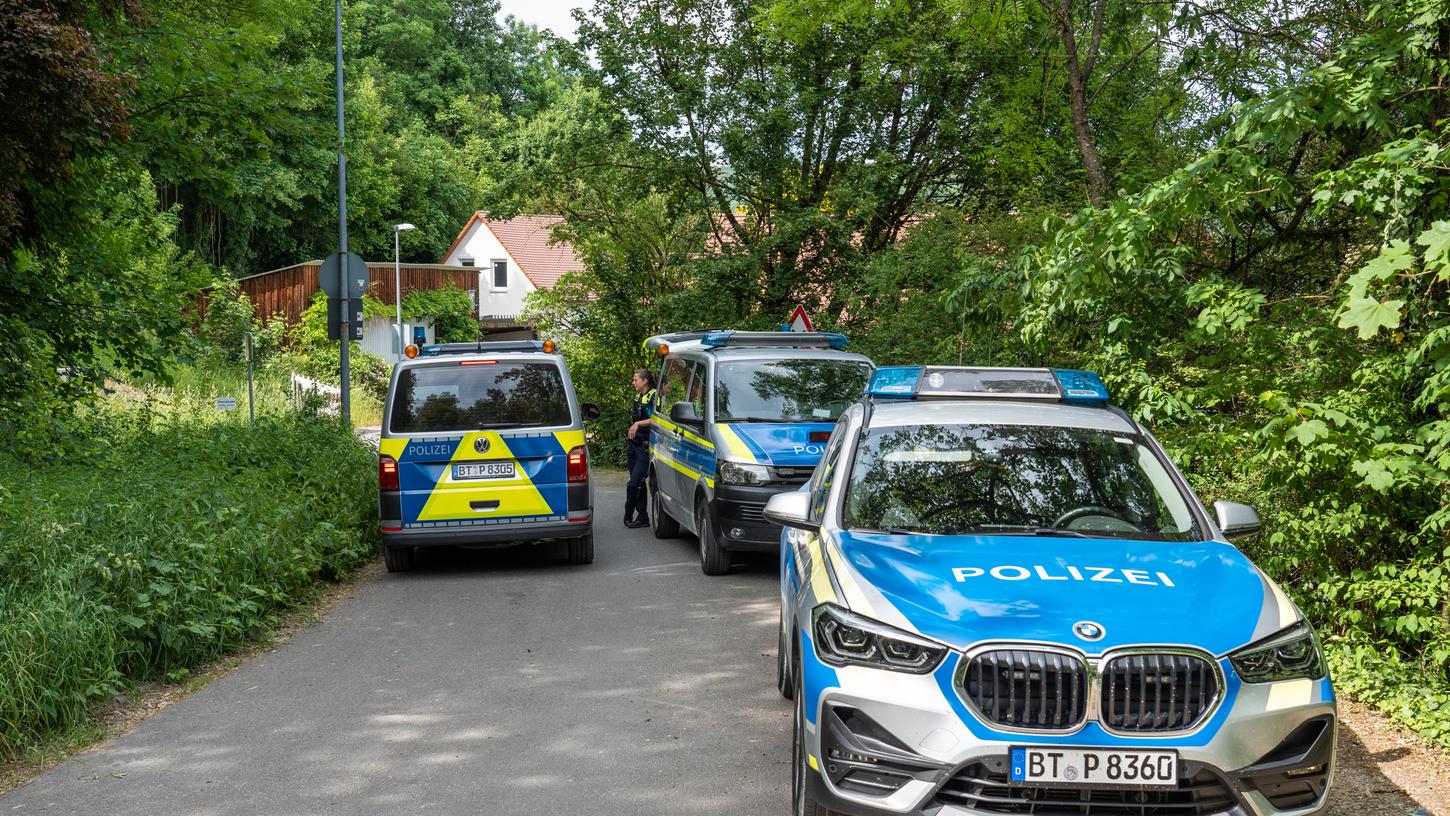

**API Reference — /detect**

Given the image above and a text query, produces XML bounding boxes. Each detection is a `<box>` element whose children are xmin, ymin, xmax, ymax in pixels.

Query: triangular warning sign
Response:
<box><xmin>788</xmin><ymin>304</ymin><xmax>813</xmax><ymax>333</ymax></box>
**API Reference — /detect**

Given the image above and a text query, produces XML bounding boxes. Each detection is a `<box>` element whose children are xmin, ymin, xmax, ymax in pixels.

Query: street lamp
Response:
<box><xmin>392</xmin><ymin>223</ymin><xmax>416</xmax><ymax>358</ymax></box>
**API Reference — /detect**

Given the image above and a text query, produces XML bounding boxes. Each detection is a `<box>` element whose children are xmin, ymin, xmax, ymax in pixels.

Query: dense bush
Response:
<box><xmin>0</xmin><ymin>399</ymin><xmax>377</xmax><ymax>757</ymax></box>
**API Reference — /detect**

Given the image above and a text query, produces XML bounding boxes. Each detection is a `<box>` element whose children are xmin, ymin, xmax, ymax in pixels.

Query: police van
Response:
<box><xmin>768</xmin><ymin>366</ymin><xmax>1335</xmax><ymax>816</ymax></box>
<box><xmin>643</xmin><ymin>330</ymin><xmax>874</xmax><ymax>575</ymax></box>
<box><xmin>377</xmin><ymin>341</ymin><xmax>600</xmax><ymax>572</ymax></box>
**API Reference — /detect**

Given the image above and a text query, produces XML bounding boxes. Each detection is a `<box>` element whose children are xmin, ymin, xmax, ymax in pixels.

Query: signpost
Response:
<box><xmin>216</xmin><ymin>397</ymin><xmax>238</xmax><ymax>411</ymax></box>
<box><xmin>244</xmin><ymin>332</ymin><xmax>255</xmax><ymax>428</ymax></box>
<box><xmin>333</xmin><ymin>0</ymin><xmax>352</xmax><ymax>426</ymax></box>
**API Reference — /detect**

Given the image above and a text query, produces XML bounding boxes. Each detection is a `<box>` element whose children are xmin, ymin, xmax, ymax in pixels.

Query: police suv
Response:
<box><xmin>644</xmin><ymin>330</ymin><xmax>874</xmax><ymax>575</ymax></box>
<box><xmin>377</xmin><ymin>341</ymin><xmax>600</xmax><ymax>572</ymax></box>
<box><xmin>768</xmin><ymin>366</ymin><xmax>1335</xmax><ymax>816</ymax></box>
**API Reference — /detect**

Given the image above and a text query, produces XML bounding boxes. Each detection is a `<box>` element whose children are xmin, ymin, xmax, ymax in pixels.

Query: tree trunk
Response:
<box><xmin>1055</xmin><ymin>0</ymin><xmax>1109</xmax><ymax>207</ymax></box>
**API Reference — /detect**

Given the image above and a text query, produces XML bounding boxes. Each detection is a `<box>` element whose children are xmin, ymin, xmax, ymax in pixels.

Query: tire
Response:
<box><xmin>792</xmin><ymin>673</ymin><xmax>832</xmax><ymax>816</ymax></box>
<box><xmin>696</xmin><ymin>499</ymin><xmax>731</xmax><ymax>576</ymax></box>
<box><xmin>566</xmin><ymin>531</ymin><xmax>595</xmax><ymax>565</ymax></box>
<box><xmin>777</xmin><ymin>614</ymin><xmax>795</xmax><ymax>700</ymax></box>
<box><xmin>651</xmin><ymin>481</ymin><xmax>681</xmax><ymax>539</ymax></box>
<box><xmin>383</xmin><ymin>543</ymin><xmax>415</xmax><ymax>573</ymax></box>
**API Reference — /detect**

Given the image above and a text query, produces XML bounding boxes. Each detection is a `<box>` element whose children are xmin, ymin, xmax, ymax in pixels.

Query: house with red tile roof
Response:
<box><xmin>440</xmin><ymin>213</ymin><xmax>583</xmax><ymax>335</ymax></box>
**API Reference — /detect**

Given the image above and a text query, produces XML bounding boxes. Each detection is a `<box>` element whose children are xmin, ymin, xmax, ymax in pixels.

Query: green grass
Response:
<box><xmin>0</xmin><ymin>389</ymin><xmax>378</xmax><ymax>758</ymax></box>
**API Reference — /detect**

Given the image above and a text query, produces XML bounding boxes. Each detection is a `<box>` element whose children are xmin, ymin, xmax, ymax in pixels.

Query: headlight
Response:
<box><xmin>1230</xmin><ymin>623</ymin><xmax>1326</xmax><ymax>683</ymax></box>
<box><xmin>718</xmin><ymin>460</ymin><xmax>770</xmax><ymax>485</ymax></box>
<box><xmin>813</xmin><ymin>603</ymin><xmax>947</xmax><ymax>674</ymax></box>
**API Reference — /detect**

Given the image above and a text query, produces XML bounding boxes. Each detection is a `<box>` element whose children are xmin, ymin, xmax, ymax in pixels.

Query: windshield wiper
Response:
<box><xmin>727</xmin><ymin>416</ymin><xmax>801</xmax><ymax>424</ymax></box>
<box><xmin>475</xmin><ymin>421</ymin><xmax>540</xmax><ymax>429</ymax></box>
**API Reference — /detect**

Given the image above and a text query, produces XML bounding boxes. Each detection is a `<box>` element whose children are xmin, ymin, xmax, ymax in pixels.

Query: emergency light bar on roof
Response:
<box><xmin>699</xmin><ymin>331</ymin><xmax>848</xmax><ymax>349</ymax></box>
<box><xmin>866</xmin><ymin>366</ymin><xmax>1110</xmax><ymax>406</ymax></box>
<box><xmin>643</xmin><ymin>329</ymin><xmax>849</xmax><ymax>355</ymax></box>
<box><xmin>419</xmin><ymin>340</ymin><xmax>553</xmax><ymax>356</ymax></box>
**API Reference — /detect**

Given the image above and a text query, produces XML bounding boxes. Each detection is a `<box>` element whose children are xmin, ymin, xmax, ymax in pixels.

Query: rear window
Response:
<box><xmin>388</xmin><ymin>361</ymin><xmax>571</xmax><ymax>433</ymax></box>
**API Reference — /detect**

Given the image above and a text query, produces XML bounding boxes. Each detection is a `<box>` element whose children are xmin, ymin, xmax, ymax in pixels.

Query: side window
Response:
<box><xmin>808</xmin><ymin>418</ymin><xmax>850</xmax><ymax>523</ymax></box>
<box><xmin>686</xmin><ymin>362</ymin><xmax>708</xmax><ymax>417</ymax></box>
<box><xmin>658</xmin><ymin>358</ymin><xmax>692</xmax><ymax>414</ymax></box>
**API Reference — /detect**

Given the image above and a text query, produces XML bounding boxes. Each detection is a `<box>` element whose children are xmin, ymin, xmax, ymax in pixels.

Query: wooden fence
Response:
<box><xmin>209</xmin><ymin>262</ymin><xmax>480</xmax><ymax>327</ymax></box>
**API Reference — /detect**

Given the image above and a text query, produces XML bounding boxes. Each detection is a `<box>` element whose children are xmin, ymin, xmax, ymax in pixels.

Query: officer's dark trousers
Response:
<box><xmin>624</xmin><ymin>442</ymin><xmax>650</xmax><ymax>523</ymax></box>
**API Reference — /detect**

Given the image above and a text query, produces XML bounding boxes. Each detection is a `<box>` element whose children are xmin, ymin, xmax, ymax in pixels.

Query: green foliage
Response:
<box><xmin>1014</xmin><ymin>0</ymin><xmax>1450</xmax><ymax>746</ymax></box>
<box><xmin>401</xmin><ymin>285</ymin><xmax>476</xmax><ymax>342</ymax></box>
<box><xmin>0</xmin><ymin>162</ymin><xmax>209</xmax><ymax>457</ymax></box>
<box><xmin>0</xmin><ymin>390</ymin><xmax>376</xmax><ymax>758</ymax></box>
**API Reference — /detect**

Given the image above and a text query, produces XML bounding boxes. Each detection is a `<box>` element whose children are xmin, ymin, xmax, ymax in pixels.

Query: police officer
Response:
<box><xmin>623</xmin><ymin>368</ymin><xmax>657</xmax><ymax>528</ymax></box>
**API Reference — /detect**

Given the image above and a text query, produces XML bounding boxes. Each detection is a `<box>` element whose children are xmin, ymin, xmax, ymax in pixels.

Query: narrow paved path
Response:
<box><xmin>2</xmin><ymin>477</ymin><xmax>789</xmax><ymax>815</ymax></box>
<box><xmin>2</xmin><ymin>476</ymin><xmax>1435</xmax><ymax>815</ymax></box>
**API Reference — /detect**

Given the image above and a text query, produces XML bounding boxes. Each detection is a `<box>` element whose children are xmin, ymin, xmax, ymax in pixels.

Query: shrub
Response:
<box><xmin>0</xmin><ymin>397</ymin><xmax>377</xmax><ymax>757</ymax></box>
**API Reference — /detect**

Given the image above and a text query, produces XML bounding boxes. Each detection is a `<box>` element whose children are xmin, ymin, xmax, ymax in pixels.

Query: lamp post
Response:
<box><xmin>393</xmin><ymin>223</ymin><xmax>416</xmax><ymax>358</ymax></box>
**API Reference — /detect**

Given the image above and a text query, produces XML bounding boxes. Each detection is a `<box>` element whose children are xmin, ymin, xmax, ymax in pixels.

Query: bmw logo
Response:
<box><xmin>1073</xmin><ymin>621</ymin><xmax>1105</xmax><ymax>641</ymax></box>
<box><xmin>473</xmin><ymin>437</ymin><xmax>491</xmax><ymax>454</ymax></box>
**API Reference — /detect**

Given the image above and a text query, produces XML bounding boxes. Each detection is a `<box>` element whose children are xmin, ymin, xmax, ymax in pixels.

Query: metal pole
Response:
<box><xmin>335</xmin><ymin>0</ymin><xmax>351</xmax><ymax>428</ymax></box>
<box><xmin>246</xmin><ymin>332</ymin><xmax>255</xmax><ymax>429</ymax></box>
<box><xmin>395</xmin><ymin>229</ymin><xmax>403</xmax><ymax>359</ymax></box>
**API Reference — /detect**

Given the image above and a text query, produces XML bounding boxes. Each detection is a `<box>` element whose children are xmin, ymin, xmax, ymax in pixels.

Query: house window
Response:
<box><xmin>459</xmin><ymin>257</ymin><xmax>475</xmax><ymax>267</ymax></box>
<box><xmin>491</xmin><ymin>259</ymin><xmax>508</xmax><ymax>291</ymax></box>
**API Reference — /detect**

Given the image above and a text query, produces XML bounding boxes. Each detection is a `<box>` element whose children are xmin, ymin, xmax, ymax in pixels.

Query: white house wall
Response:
<box><xmin>442</xmin><ymin>221</ymin><xmax>538</xmax><ymax>318</ymax></box>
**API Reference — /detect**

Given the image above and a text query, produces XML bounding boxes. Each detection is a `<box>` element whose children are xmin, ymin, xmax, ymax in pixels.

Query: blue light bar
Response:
<box><xmin>865</xmin><ymin>366</ymin><xmax>922</xmax><ymax>398</ymax></box>
<box><xmin>1051</xmin><ymin>369</ymin><xmax>1110</xmax><ymax>405</ymax></box>
<box><xmin>420</xmin><ymin>341</ymin><xmax>544</xmax><ymax>356</ymax></box>
<box><xmin>864</xmin><ymin>366</ymin><xmax>1112</xmax><ymax>406</ymax></box>
<box><xmin>698</xmin><ymin>331</ymin><xmax>848</xmax><ymax>349</ymax></box>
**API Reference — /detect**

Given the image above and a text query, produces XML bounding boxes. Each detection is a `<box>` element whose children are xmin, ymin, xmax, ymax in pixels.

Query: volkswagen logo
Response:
<box><xmin>473</xmin><ymin>437</ymin><xmax>491</xmax><ymax>454</ymax></box>
<box><xmin>1073</xmin><ymin>621</ymin><xmax>1105</xmax><ymax>642</ymax></box>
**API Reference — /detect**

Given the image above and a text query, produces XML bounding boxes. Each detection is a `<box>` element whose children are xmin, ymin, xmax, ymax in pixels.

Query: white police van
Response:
<box><xmin>769</xmin><ymin>366</ymin><xmax>1335</xmax><ymax>816</ymax></box>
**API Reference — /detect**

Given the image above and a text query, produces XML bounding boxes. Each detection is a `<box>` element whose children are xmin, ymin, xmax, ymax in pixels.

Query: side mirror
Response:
<box><xmin>1213</xmin><ymin>500</ymin><xmax>1261</xmax><ymax>541</ymax></box>
<box><xmin>669</xmin><ymin>401</ymin><xmax>702</xmax><ymax>426</ymax></box>
<box><xmin>764</xmin><ymin>492</ymin><xmax>819</xmax><ymax>533</ymax></box>
<box><xmin>580</xmin><ymin>402</ymin><xmax>601</xmax><ymax>422</ymax></box>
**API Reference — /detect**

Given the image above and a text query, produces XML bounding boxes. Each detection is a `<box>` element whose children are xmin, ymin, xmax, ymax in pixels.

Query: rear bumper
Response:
<box><xmin>381</xmin><ymin>513</ymin><xmax>592</xmax><ymax>548</ymax></box>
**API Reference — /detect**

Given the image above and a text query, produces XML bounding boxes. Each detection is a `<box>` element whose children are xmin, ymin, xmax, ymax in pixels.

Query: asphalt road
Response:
<box><xmin>2</xmin><ymin>476</ymin><xmax>791</xmax><ymax>815</ymax></box>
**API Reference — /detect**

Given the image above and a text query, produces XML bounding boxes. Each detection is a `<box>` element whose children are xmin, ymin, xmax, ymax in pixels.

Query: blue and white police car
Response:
<box><xmin>767</xmin><ymin>366</ymin><xmax>1335</xmax><ymax>816</ymax></box>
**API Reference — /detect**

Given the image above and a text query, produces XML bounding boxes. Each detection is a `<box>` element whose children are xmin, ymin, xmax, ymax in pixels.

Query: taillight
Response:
<box><xmin>379</xmin><ymin>455</ymin><xmax>400</xmax><ymax>492</ymax></box>
<box><xmin>567</xmin><ymin>445</ymin><xmax>588</xmax><ymax>483</ymax></box>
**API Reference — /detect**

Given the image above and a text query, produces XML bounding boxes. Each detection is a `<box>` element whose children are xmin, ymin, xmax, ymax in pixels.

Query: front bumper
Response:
<box><xmin>799</xmin><ymin>649</ymin><xmax>1335</xmax><ymax>816</ymax></box>
<box><xmin>712</xmin><ymin>482</ymin><xmax>805</xmax><ymax>550</ymax></box>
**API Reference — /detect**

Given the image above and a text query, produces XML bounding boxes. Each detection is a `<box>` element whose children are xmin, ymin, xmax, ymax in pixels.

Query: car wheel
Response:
<box><xmin>566</xmin><ymin>531</ymin><xmax>594</xmax><ymax>565</ymax></box>
<box><xmin>651</xmin><ymin>483</ymin><xmax>681</xmax><ymax>539</ymax></box>
<box><xmin>777</xmin><ymin>614</ymin><xmax>795</xmax><ymax>700</ymax></box>
<box><xmin>696</xmin><ymin>500</ymin><xmax>730</xmax><ymax>576</ymax></box>
<box><xmin>792</xmin><ymin>674</ymin><xmax>832</xmax><ymax>816</ymax></box>
<box><xmin>383</xmin><ymin>543</ymin><xmax>414</xmax><ymax>573</ymax></box>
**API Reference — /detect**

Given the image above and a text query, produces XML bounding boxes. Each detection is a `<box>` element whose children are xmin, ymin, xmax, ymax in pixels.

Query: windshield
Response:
<box><xmin>388</xmin><ymin>361</ymin><xmax>571</xmax><ymax>433</ymax></box>
<box><xmin>714</xmin><ymin>359</ymin><xmax>872</xmax><ymax>422</ymax></box>
<box><xmin>842</xmin><ymin>423</ymin><xmax>1199</xmax><ymax>540</ymax></box>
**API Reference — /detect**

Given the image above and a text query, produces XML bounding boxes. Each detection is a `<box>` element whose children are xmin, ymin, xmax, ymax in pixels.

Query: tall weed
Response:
<box><xmin>0</xmin><ymin>397</ymin><xmax>377</xmax><ymax>758</ymax></box>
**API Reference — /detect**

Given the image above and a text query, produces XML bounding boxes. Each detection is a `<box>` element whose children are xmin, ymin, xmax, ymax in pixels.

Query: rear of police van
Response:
<box><xmin>377</xmin><ymin>342</ymin><xmax>593</xmax><ymax>571</ymax></box>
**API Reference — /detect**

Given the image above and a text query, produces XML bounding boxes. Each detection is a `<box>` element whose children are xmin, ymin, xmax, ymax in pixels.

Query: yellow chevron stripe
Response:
<box><xmin>652</xmin><ymin>447</ymin><xmax>715</xmax><ymax>489</ymax></box>
<box><xmin>417</xmin><ymin>432</ymin><xmax>551</xmax><ymax>521</ymax></box>
<box><xmin>653</xmin><ymin>415</ymin><xmax>715</xmax><ymax>449</ymax></box>
<box><xmin>714</xmin><ymin>423</ymin><xmax>757</xmax><ymax>462</ymax></box>
<box><xmin>806</xmin><ymin>532</ymin><xmax>837</xmax><ymax>604</ymax></box>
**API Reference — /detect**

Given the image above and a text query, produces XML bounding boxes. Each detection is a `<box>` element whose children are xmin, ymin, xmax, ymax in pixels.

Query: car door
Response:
<box><xmin>652</xmin><ymin>355</ymin><xmax>694</xmax><ymax>508</ymax></box>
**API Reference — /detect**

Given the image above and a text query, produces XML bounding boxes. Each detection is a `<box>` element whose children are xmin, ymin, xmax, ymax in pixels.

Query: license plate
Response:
<box><xmin>452</xmin><ymin>461</ymin><xmax>516</xmax><ymax>481</ymax></box>
<box><xmin>1009</xmin><ymin>747</ymin><xmax>1177</xmax><ymax>788</ymax></box>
